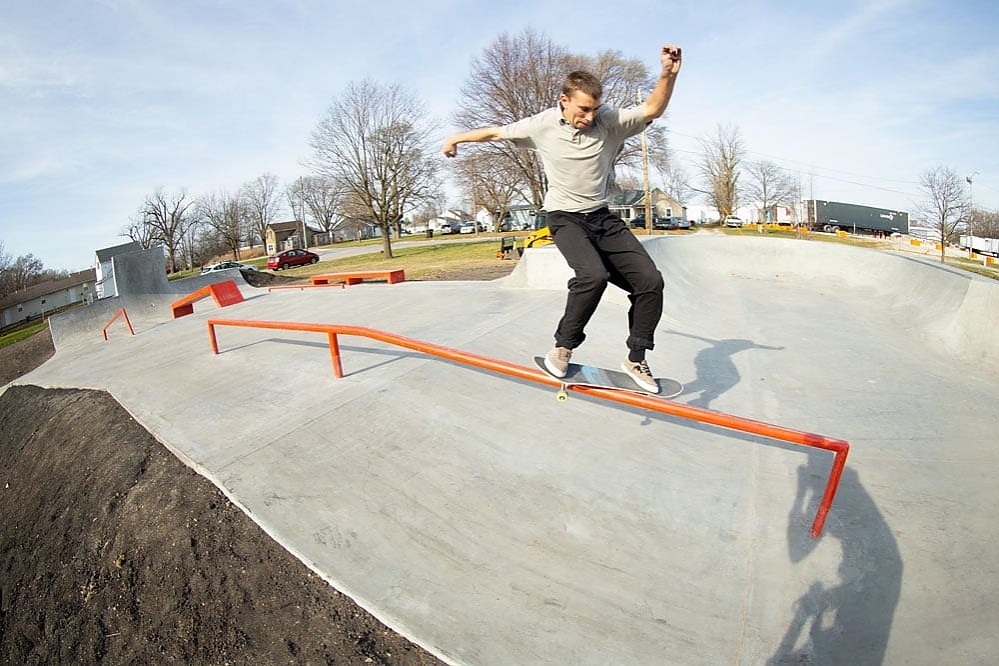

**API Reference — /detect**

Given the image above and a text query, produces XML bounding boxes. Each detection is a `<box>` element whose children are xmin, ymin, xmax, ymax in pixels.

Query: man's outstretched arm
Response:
<box><xmin>443</xmin><ymin>127</ymin><xmax>504</xmax><ymax>158</ymax></box>
<box><xmin>641</xmin><ymin>44</ymin><xmax>682</xmax><ymax>122</ymax></box>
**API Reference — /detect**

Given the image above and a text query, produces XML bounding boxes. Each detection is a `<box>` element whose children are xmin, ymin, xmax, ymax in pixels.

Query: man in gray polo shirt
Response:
<box><xmin>443</xmin><ymin>44</ymin><xmax>682</xmax><ymax>393</ymax></box>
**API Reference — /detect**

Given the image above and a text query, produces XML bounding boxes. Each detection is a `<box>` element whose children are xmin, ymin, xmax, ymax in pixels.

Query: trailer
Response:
<box><xmin>959</xmin><ymin>235</ymin><xmax>999</xmax><ymax>257</ymax></box>
<box><xmin>805</xmin><ymin>200</ymin><xmax>909</xmax><ymax>236</ymax></box>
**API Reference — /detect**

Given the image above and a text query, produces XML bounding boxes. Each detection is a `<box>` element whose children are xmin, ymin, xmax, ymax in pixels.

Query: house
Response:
<box><xmin>607</xmin><ymin>189</ymin><xmax>687</xmax><ymax>222</ymax></box>
<box><xmin>95</xmin><ymin>241</ymin><xmax>143</xmax><ymax>299</ymax></box>
<box><xmin>332</xmin><ymin>218</ymin><xmax>380</xmax><ymax>242</ymax></box>
<box><xmin>497</xmin><ymin>204</ymin><xmax>545</xmax><ymax>231</ymax></box>
<box><xmin>265</xmin><ymin>221</ymin><xmax>328</xmax><ymax>254</ymax></box>
<box><xmin>426</xmin><ymin>210</ymin><xmax>472</xmax><ymax>234</ymax></box>
<box><xmin>0</xmin><ymin>268</ymin><xmax>97</xmax><ymax>329</ymax></box>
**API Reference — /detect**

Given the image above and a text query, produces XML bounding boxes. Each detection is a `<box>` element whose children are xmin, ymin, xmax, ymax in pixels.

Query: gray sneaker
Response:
<box><xmin>544</xmin><ymin>346</ymin><xmax>572</xmax><ymax>378</ymax></box>
<box><xmin>621</xmin><ymin>359</ymin><xmax>660</xmax><ymax>394</ymax></box>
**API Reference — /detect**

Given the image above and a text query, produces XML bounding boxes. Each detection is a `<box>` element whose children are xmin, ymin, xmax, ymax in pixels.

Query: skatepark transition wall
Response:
<box><xmin>505</xmin><ymin>235</ymin><xmax>999</xmax><ymax>371</ymax></box>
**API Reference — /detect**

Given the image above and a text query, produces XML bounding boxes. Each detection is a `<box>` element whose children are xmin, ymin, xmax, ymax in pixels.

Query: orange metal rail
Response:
<box><xmin>207</xmin><ymin>318</ymin><xmax>849</xmax><ymax>538</ymax></box>
<box><xmin>102</xmin><ymin>307</ymin><xmax>135</xmax><ymax>340</ymax></box>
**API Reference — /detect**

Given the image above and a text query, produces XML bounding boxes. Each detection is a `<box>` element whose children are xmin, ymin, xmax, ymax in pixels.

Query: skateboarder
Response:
<box><xmin>443</xmin><ymin>44</ymin><xmax>682</xmax><ymax>393</ymax></box>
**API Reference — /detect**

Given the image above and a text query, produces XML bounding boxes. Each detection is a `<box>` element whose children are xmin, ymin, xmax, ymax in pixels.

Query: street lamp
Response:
<box><xmin>966</xmin><ymin>171</ymin><xmax>978</xmax><ymax>259</ymax></box>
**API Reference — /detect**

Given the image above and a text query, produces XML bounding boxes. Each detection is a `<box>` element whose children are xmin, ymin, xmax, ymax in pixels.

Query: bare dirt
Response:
<box><xmin>0</xmin><ymin>264</ymin><xmax>516</xmax><ymax>664</ymax></box>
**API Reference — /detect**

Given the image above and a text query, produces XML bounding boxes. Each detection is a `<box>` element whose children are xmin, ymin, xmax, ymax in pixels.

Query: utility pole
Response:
<box><xmin>966</xmin><ymin>171</ymin><xmax>978</xmax><ymax>259</ymax></box>
<box><xmin>639</xmin><ymin>90</ymin><xmax>652</xmax><ymax>234</ymax></box>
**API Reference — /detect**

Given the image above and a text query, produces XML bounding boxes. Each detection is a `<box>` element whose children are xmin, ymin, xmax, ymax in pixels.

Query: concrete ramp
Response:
<box><xmin>14</xmin><ymin>233</ymin><xmax>999</xmax><ymax>664</ymax></box>
<box><xmin>644</xmin><ymin>234</ymin><xmax>998</xmax><ymax>369</ymax></box>
<box><xmin>49</xmin><ymin>267</ymin><xmax>253</xmax><ymax>350</ymax></box>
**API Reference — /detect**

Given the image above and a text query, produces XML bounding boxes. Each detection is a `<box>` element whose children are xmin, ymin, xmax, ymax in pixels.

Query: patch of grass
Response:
<box><xmin>167</xmin><ymin>268</ymin><xmax>199</xmax><ymax>281</ymax></box>
<box><xmin>280</xmin><ymin>240</ymin><xmax>506</xmax><ymax>280</ymax></box>
<box><xmin>947</xmin><ymin>258</ymin><xmax>999</xmax><ymax>281</ymax></box>
<box><xmin>0</xmin><ymin>321</ymin><xmax>48</xmax><ymax>350</ymax></box>
<box><xmin>721</xmin><ymin>226</ymin><xmax>883</xmax><ymax>249</ymax></box>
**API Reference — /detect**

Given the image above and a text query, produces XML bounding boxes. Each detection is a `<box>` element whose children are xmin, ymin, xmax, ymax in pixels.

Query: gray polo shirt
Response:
<box><xmin>500</xmin><ymin>104</ymin><xmax>647</xmax><ymax>213</ymax></box>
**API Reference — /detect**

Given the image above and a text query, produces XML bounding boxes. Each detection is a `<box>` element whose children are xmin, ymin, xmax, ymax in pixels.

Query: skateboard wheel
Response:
<box><xmin>556</xmin><ymin>390</ymin><xmax>569</xmax><ymax>402</ymax></box>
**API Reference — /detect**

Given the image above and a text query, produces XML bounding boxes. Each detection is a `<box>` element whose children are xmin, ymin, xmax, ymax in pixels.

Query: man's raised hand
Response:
<box><xmin>661</xmin><ymin>45</ymin><xmax>682</xmax><ymax>76</ymax></box>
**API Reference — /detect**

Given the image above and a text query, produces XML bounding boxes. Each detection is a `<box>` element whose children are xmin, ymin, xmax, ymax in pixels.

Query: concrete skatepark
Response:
<box><xmin>7</xmin><ymin>233</ymin><xmax>999</xmax><ymax>664</ymax></box>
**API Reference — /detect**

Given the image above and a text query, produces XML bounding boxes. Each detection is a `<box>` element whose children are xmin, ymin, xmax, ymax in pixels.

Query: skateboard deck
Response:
<box><xmin>534</xmin><ymin>356</ymin><xmax>683</xmax><ymax>401</ymax></box>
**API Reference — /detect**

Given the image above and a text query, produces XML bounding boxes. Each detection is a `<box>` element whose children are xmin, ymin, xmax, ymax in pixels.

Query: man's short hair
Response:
<box><xmin>562</xmin><ymin>71</ymin><xmax>603</xmax><ymax>100</ymax></box>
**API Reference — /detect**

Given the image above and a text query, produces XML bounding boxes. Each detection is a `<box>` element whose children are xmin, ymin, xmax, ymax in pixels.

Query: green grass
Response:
<box><xmin>278</xmin><ymin>240</ymin><xmax>504</xmax><ymax>280</ymax></box>
<box><xmin>948</xmin><ymin>257</ymin><xmax>999</xmax><ymax>281</ymax></box>
<box><xmin>0</xmin><ymin>321</ymin><xmax>48</xmax><ymax>350</ymax></box>
<box><xmin>719</xmin><ymin>226</ymin><xmax>999</xmax><ymax>280</ymax></box>
<box><xmin>720</xmin><ymin>226</ymin><xmax>881</xmax><ymax>248</ymax></box>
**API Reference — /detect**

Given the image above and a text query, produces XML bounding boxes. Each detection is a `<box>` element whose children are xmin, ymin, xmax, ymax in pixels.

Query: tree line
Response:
<box><xmin>125</xmin><ymin>28</ymin><xmax>683</xmax><ymax>268</ymax></box>
<box><xmin>0</xmin><ymin>241</ymin><xmax>70</xmax><ymax>299</ymax></box>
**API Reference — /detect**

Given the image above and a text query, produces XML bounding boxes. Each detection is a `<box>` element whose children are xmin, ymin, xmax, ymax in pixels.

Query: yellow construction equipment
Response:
<box><xmin>523</xmin><ymin>226</ymin><xmax>553</xmax><ymax>248</ymax></box>
<box><xmin>496</xmin><ymin>226</ymin><xmax>554</xmax><ymax>260</ymax></box>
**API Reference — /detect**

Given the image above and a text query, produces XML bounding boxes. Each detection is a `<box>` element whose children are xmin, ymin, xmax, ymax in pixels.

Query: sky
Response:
<box><xmin>2</xmin><ymin>0</ymin><xmax>998</xmax><ymax>271</ymax></box>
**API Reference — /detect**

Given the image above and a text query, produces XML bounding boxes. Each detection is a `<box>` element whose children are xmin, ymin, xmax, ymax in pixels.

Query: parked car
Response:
<box><xmin>267</xmin><ymin>249</ymin><xmax>320</xmax><ymax>270</ymax></box>
<box><xmin>439</xmin><ymin>220</ymin><xmax>465</xmax><ymax>235</ymax></box>
<box><xmin>200</xmin><ymin>261</ymin><xmax>256</xmax><ymax>275</ymax></box>
<box><xmin>459</xmin><ymin>221</ymin><xmax>477</xmax><ymax>234</ymax></box>
<box><xmin>674</xmin><ymin>217</ymin><xmax>692</xmax><ymax>230</ymax></box>
<box><xmin>630</xmin><ymin>213</ymin><xmax>661</xmax><ymax>229</ymax></box>
<box><xmin>723</xmin><ymin>216</ymin><xmax>744</xmax><ymax>228</ymax></box>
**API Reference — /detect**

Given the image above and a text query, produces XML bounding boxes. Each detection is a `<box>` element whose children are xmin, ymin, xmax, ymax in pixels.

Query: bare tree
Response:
<box><xmin>140</xmin><ymin>188</ymin><xmax>195</xmax><ymax>273</ymax></box>
<box><xmin>918</xmin><ymin>166</ymin><xmax>968</xmax><ymax>263</ymax></box>
<box><xmin>697</xmin><ymin>124</ymin><xmax>744</xmax><ymax>219</ymax></box>
<box><xmin>453</xmin><ymin>29</ymin><xmax>567</xmax><ymax>208</ymax></box>
<box><xmin>241</xmin><ymin>173</ymin><xmax>283</xmax><ymax>248</ymax></box>
<box><xmin>190</xmin><ymin>224</ymin><xmax>229</xmax><ymax>267</ymax></box>
<box><xmin>299</xmin><ymin>175</ymin><xmax>345</xmax><ymax>240</ymax></box>
<box><xmin>197</xmin><ymin>190</ymin><xmax>248</xmax><ymax>260</ymax></box>
<box><xmin>0</xmin><ymin>241</ymin><xmax>9</xmax><ymax>282</ymax></box>
<box><xmin>744</xmin><ymin>160</ymin><xmax>795</xmax><ymax>222</ymax></box>
<box><xmin>974</xmin><ymin>208</ymin><xmax>999</xmax><ymax>238</ymax></box>
<box><xmin>454</xmin><ymin>151</ymin><xmax>520</xmax><ymax>228</ymax></box>
<box><xmin>655</xmin><ymin>158</ymin><xmax>695</xmax><ymax>206</ymax></box>
<box><xmin>0</xmin><ymin>252</ymin><xmax>45</xmax><ymax>297</ymax></box>
<box><xmin>122</xmin><ymin>215</ymin><xmax>159</xmax><ymax>248</ymax></box>
<box><xmin>285</xmin><ymin>178</ymin><xmax>310</xmax><ymax>248</ymax></box>
<box><xmin>308</xmin><ymin>79</ymin><xmax>441</xmax><ymax>258</ymax></box>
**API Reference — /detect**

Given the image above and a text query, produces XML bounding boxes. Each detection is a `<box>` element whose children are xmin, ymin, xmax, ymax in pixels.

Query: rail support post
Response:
<box><xmin>328</xmin><ymin>332</ymin><xmax>343</xmax><ymax>378</ymax></box>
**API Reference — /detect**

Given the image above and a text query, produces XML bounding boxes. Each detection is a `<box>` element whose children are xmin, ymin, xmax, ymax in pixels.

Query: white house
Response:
<box><xmin>0</xmin><ymin>269</ymin><xmax>97</xmax><ymax>328</ymax></box>
<box><xmin>95</xmin><ymin>241</ymin><xmax>142</xmax><ymax>299</ymax></box>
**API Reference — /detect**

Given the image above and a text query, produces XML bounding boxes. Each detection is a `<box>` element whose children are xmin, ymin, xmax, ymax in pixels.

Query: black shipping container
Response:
<box><xmin>805</xmin><ymin>200</ymin><xmax>909</xmax><ymax>235</ymax></box>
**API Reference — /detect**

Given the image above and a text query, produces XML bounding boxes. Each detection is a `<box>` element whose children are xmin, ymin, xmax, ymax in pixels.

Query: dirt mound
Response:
<box><xmin>239</xmin><ymin>269</ymin><xmax>308</xmax><ymax>288</ymax></box>
<box><xmin>0</xmin><ymin>327</ymin><xmax>54</xmax><ymax>386</ymax></box>
<box><xmin>0</xmin><ymin>259</ymin><xmax>520</xmax><ymax>662</ymax></box>
<box><xmin>0</xmin><ymin>337</ymin><xmax>442</xmax><ymax>664</ymax></box>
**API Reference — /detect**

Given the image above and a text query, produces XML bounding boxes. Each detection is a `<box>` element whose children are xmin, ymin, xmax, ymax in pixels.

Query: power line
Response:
<box><xmin>666</xmin><ymin>135</ymin><xmax>921</xmax><ymax>200</ymax></box>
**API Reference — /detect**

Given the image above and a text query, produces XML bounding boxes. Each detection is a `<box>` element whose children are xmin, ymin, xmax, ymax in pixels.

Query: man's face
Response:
<box><xmin>560</xmin><ymin>90</ymin><xmax>601</xmax><ymax>130</ymax></box>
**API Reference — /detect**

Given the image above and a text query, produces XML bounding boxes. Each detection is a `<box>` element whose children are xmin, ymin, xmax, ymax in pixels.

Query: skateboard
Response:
<box><xmin>534</xmin><ymin>356</ymin><xmax>683</xmax><ymax>402</ymax></box>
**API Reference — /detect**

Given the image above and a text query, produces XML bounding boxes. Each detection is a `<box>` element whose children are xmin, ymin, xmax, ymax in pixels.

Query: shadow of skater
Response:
<box><xmin>662</xmin><ymin>330</ymin><xmax>782</xmax><ymax>409</ymax></box>
<box><xmin>768</xmin><ymin>459</ymin><xmax>902</xmax><ymax>665</ymax></box>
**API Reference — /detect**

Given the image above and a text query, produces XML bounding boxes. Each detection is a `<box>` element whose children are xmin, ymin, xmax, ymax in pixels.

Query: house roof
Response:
<box><xmin>607</xmin><ymin>190</ymin><xmax>647</xmax><ymax>207</ymax></box>
<box><xmin>95</xmin><ymin>241</ymin><xmax>142</xmax><ymax>263</ymax></box>
<box><xmin>267</xmin><ymin>220</ymin><xmax>325</xmax><ymax>234</ymax></box>
<box><xmin>0</xmin><ymin>268</ymin><xmax>97</xmax><ymax>311</ymax></box>
<box><xmin>607</xmin><ymin>189</ymin><xmax>686</xmax><ymax>209</ymax></box>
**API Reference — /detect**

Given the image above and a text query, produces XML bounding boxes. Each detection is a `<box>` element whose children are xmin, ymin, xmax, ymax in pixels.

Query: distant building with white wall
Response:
<box><xmin>95</xmin><ymin>241</ymin><xmax>143</xmax><ymax>299</ymax></box>
<box><xmin>0</xmin><ymin>269</ymin><xmax>97</xmax><ymax>329</ymax></box>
